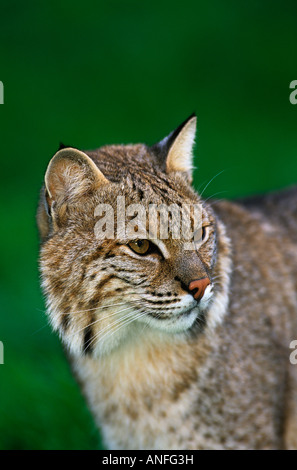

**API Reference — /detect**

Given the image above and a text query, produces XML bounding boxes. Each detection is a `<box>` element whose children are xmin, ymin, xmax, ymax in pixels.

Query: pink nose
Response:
<box><xmin>188</xmin><ymin>278</ymin><xmax>210</xmax><ymax>301</ymax></box>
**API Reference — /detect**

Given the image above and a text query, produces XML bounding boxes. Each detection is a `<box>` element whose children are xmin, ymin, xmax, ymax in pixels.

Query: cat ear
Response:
<box><xmin>45</xmin><ymin>147</ymin><xmax>109</xmax><ymax>205</ymax></box>
<box><xmin>152</xmin><ymin>114</ymin><xmax>197</xmax><ymax>182</ymax></box>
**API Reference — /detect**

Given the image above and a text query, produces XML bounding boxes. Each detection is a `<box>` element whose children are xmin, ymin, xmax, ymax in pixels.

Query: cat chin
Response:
<box><xmin>88</xmin><ymin>311</ymin><xmax>200</xmax><ymax>358</ymax></box>
<box><xmin>70</xmin><ymin>292</ymin><xmax>215</xmax><ymax>359</ymax></box>
<box><xmin>78</xmin><ymin>308</ymin><xmax>201</xmax><ymax>359</ymax></box>
<box><xmin>139</xmin><ymin>307</ymin><xmax>200</xmax><ymax>334</ymax></box>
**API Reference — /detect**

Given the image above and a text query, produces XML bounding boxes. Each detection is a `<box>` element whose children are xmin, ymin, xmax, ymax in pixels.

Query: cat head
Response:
<box><xmin>38</xmin><ymin>115</ymin><xmax>231</xmax><ymax>357</ymax></box>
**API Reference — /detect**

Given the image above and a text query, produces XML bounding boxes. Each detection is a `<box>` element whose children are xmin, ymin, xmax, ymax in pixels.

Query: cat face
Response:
<box><xmin>38</xmin><ymin>116</ymin><xmax>223</xmax><ymax>357</ymax></box>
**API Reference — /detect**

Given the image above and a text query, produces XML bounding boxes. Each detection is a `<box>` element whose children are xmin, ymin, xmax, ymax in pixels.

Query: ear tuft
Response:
<box><xmin>152</xmin><ymin>114</ymin><xmax>197</xmax><ymax>182</ymax></box>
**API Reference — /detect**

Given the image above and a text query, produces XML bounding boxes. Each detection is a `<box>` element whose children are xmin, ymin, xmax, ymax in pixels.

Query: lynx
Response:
<box><xmin>37</xmin><ymin>115</ymin><xmax>297</xmax><ymax>449</ymax></box>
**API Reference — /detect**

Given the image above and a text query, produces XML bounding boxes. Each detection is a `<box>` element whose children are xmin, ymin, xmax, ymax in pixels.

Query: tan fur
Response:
<box><xmin>166</xmin><ymin>115</ymin><xmax>196</xmax><ymax>178</ymax></box>
<box><xmin>37</xmin><ymin>118</ymin><xmax>297</xmax><ymax>449</ymax></box>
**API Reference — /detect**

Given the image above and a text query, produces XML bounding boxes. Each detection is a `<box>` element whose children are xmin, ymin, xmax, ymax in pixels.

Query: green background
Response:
<box><xmin>0</xmin><ymin>0</ymin><xmax>296</xmax><ymax>449</ymax></box>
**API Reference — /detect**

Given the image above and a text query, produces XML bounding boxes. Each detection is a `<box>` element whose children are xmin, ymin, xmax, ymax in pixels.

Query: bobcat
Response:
<box><xmin>37</xmin><ymin>115</ymin><xmax>297</xmax><ymax>449</ymax></box>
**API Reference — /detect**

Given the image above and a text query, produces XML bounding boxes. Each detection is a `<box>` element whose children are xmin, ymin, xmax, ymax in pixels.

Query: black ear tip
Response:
<box><xmin>151</xmin><ymin>113</ymin><xmax>197</xmax><ymax>165</ymax></box>
<box><xmin>176</xmin><ymin>113</ymin><xmax>197</xmax><ymax>132</ymax></box>
<box><xmin>58</xmin><ymin>142</ymin><xmax>69</xmax><ymax>151</ymax></box>
<box><xmin>187</xmin><ymin>112</ymin><xmax>197</xmax><ymax>121</ymax></box>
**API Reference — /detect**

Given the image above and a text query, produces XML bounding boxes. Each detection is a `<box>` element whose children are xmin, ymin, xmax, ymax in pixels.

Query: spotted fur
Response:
<box><xmin>37</xmin><ymin>116</ymin><xmax>297</xmax><ymax>449</ymax></box>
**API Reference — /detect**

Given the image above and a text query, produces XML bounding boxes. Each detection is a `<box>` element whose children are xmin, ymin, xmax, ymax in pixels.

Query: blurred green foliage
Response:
<box><xmin>0</xmin><ymin>0</ymin><xmax>296</xmax><ymax>449</ymax></box>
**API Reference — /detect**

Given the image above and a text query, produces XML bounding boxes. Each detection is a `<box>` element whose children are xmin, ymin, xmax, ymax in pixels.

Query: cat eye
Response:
<box><xmin>128</xmin><ymin>239</ymin><xmax>151</xmax><ymax>255</ymax></box>
<box><xmin>194</xmin><ymin>225</ymin><xmax>210</xmax><ymax>248</ymax></box>
<box><xmin>201</xmin><ymin>225</ymin><xmax>210</xmax><ymax>242</ymax></box>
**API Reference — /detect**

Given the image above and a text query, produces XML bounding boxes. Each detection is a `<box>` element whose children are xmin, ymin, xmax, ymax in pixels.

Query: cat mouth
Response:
<box><xmin>147</xmin><ymin>305</ymin><xmax>197</xmax><ymax>320</ymax></box>
<box><xmin>145</xmin><ymin>286</ymin><xmax>214</xmax><ymax>320</ymax></box>
<box><xmin>138</xmin><ymin>303</ymin><xmax>200</xmax><ymax>334</ymax></box>
<box><xmin>140</xmin><ymin>287</ymin><xmax>214</xmax><ymax>333</ymax></box>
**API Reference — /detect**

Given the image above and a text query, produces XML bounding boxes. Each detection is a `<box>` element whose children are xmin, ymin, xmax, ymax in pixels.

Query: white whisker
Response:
<box><xmin>199</xmin><ymin>170</ymin><xmax>225</xmax><ymax>198</ymax></box>
<box><xmin>95</xmin><ymin>311</ymin><xmax>147</xmax><ymax>347</ymax></box>
<box><xmin>68</xmin><ymin>305</ymin><xmax>137</xmax><ymax>341</ymax></box>
<box><xmin>85</xmin><ymin>310</ymin><xmax>147</xmax><ymax>353</ymax></box>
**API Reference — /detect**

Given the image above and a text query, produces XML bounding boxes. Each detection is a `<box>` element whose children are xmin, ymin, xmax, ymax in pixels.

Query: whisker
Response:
<box><xmin>202</xmin><ymin>191</ymin><xmax>228</xmax><ymax>205</ymax></box>
<box><xmin>65</xmin><ymin>301</ymin><xmax>131</xmax><ymax>317</ymax></box>
<box><xmin>82</xmin><ymin>307</ymin><xmax>142</xmax><ymax>353</ymax></box>
<box><xmin>36</xmin><ymin>295</ymin><xmax>141</xmax><ymax>317</ymax></box>
<box><xmin>93</xmin><ymin>310</ymin><xmax>148</xmax><ymax>350</ymax></box>
<box><xmin>31</xmin><ymin>323</ymin><xmax>50</xmax><ymax>335</ymax></box>
<box><xmin>199</xmin><ymin>170</ymin><xmax>225</xmax><ymax>198</ymax></box>
<box><xmin>203</xmin><ymin>198</ymin><xmax>226</xmax><ymax>209</ymax></box>
<box><xmin>83</xmin><ymin>310</ymin><xmax>139</xmax><ymax>353</ymax></box>
<box><xmin>139</xmin><ymin>313</ymin><xmax>151</xmax><ymax>336</ymax></box>
<box><xmin>85</xmin><ymin>307</ymin><xmax>148</xmax><ymax>353</ymax></box>
<box><xmin>67</xmin><ymin>305</ymin><xmax>138</xmax><ymax>341</ymax></box>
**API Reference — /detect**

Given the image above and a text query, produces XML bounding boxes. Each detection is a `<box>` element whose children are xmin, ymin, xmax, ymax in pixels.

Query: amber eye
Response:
<box><xmin>128</xmin><ymin>239</ymin><xmax>151</xmax><ymax>255</ymax></box>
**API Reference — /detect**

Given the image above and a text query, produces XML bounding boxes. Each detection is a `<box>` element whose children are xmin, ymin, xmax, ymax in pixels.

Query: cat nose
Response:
<box><xmin>188</xmin><ymin>278</ymin><xmax>210</xmax><ymax>301</ymax></box>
